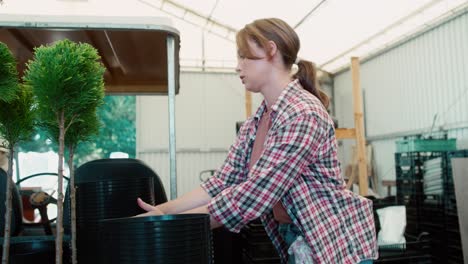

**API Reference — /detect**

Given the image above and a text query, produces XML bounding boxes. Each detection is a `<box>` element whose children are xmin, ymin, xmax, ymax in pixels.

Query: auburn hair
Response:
<box><xmin>236</xmin><ymin>18</ymin><xmax>329</xmax><ymax>108</ymax></box>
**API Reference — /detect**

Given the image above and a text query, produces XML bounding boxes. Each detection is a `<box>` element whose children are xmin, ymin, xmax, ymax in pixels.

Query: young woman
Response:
<box><xmin>137</xmin><ymin>18</ymin><xmax>377</xmax><ymax>263</ymax></box>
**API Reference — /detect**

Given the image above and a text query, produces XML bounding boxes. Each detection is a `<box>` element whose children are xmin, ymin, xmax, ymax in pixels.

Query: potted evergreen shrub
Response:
<box><xmin>24</xmin><ymin>39</ymin><xmax>105</xmax><ymax>264</ymax></box>
<box><xmin>0</xmin><ymin>42</ymin><xmax>35</xmax><ymax>264</ymax></box>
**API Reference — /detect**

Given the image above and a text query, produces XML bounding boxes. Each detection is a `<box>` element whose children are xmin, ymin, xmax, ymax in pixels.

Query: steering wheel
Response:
<box><xmin>16</xmin><ymin>172</ymin><xmax>69</xmax><ymax>235</ymax></box>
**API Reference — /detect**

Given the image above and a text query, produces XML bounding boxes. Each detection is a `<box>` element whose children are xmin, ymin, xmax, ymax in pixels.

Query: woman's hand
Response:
<box><xmin>135</xmin><ymin>197</ymin><xmax>164</xmax><ymax>217</ymax></box>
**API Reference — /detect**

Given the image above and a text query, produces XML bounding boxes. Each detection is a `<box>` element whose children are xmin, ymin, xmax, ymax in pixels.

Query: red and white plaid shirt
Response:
<box><xmin>202</xmin><ymin>79</ymin><xmax>377</xmax><ymax>263</ymax></box>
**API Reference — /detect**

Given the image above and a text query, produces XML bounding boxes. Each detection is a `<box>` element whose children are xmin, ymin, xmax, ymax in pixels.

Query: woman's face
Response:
<box><xmin>236</xmin><ymin>39</ymin><xmax>271</xmax><ymax>93</ymax></box>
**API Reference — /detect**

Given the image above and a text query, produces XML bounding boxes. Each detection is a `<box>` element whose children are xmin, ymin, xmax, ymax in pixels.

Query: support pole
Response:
<box><xmin>167</xmin><ymin>35</ymin><xmax>177</xmax><ymax>199</ymax></box>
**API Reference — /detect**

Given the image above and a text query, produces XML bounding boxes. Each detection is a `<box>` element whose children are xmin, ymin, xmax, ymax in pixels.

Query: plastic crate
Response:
<box><xmin>240</xmin><ymin>219</ymin><xmax>279</xmax><ymax>262</ymax></box>
<box><xmin>395</xmin><ymin>153</ymin><xmax>424</xmax><ymax>167</ymax></box>
<box><xmin>241</xmin><ymin>227</ymin><xmax>270</xmax><ymax>243</ymax></box>
<box><xmin>445</xmin><ymin>234</ymin><xmax>461</xmax><ymax>252</ymax></box>
<box><xmin>393</xmin><ymin>149</ymin><xmax>468</xmax><ymax>263</ymax></box>
<box><xmin>212</xmin><ymin>227</ymin><xmax>243</xmax><ymax>264</ymax></box>
<box><xmin>395</xmin><ymin>152</ymin><xmax>444</xmax><ymax>168</ymax></box>
<box><xmin>376</xmin><ymin>233</ymin><xmax>432</xmax><ymax>264</ymax></box>
<box><xmin>243</xmin><ymin>241</ymin><xmax>278</xmax><ymax>260</ymax></box>
<box><xmin>396</xmin><ymin>168</ymin><xmax>421</xmax><ymax>181</ymax></box>
<box><xmin>445</xmin><ymin>196</ymin><xmax>457</xmax><ymax>215</ymax></box>
<box><xmin>419</xmin><ymin>207</ymin><xmax>444</xmax><ymax>228</ymax></box>
<box><xmin>427</xmin><ymin>239</ymin><xmax>448</xmax><ymax>262</ymax></box>
<box><xmin>444</xmin><ymin>215</ymin><xmax>460</xmax><ymax>232</ymax></box>
<box><xmin>419</xmin><ymin>223</ymin><xmax>446</xmax><ymax>240</ymax></box>
<box><xmin>448</xmin><ymin>149</ymin><xmax>468</xmax><ymax>158</ymax></box>
<box><xmin>396</xmin><ymin>139</ymin><xmax>456</xmax><ymax>153</ymax></box>
<box><xmin>447</xmin><ymin>244</ymin><xmax>463</xmax><ymax>263</ymax></box>
<box><xmin>241</xmin><ymin>251</ymin><xmax>280</xmax><ymax>264</ymax></box>
<box><xmin>397</xmin><ymin>179</ymin><xmax>424</xmax><ymax>196</ymax></box>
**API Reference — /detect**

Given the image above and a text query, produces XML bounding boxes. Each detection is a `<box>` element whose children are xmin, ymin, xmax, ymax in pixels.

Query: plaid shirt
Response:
<box><xmin>201</xmin><ymin>79</ymin><xmax>377</xmax><ymax>263</ymax></box>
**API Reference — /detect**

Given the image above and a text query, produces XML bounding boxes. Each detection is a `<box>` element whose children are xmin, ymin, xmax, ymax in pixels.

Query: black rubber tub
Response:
<box><xmin>99</xmin><ymin>214</ymin><xmax>212</xmax><ymax>264</ymax></box>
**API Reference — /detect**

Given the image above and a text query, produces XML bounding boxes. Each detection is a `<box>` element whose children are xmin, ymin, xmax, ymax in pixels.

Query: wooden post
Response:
<box><xmin>245</xmin><ymin>90</ymin><xmax>252</xmax><ymax>118</ymax></box>
<box><xmin>346</xmin><ymin>147</ymin><xmax>358</xmax><ymax>190</ymax></box>
<box><xmin>351</xmin><ymin>57</ymin><xmax>368</xmax><ymax>196</ymax></box>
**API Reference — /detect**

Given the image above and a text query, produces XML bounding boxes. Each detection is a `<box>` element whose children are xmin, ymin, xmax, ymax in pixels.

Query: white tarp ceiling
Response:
<box><xmin>1</xmin><ymin>0</ymin><xmax>467</xmax><ymax>73</ymax></box>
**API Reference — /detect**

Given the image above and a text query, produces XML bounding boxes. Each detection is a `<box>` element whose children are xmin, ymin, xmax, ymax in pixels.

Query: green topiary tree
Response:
<box><xmin>46</xmin><ymin>110</ymin><xmax>102</xmax><ymax>264</ymax></box>
<box><xmin>70</xmin><ymin>96</ymin><xmax>136</xmax><ymax>166</ymax></box>
<box><xmin>0</xmin><ymin>42</ymin><xmax>35</xmax><ymax>264</ymax></box>
<box><xmin>65</xmin><ymin>112</ymin><xmax>101</xmax><ymax>264</ymax></box>
<box><xmin>18</xmin><ymin>96</ymin><xmax>137</xmax><ymax>167</ymax></box>
<box><xmin>0</xmin><ymin>55</ymin><xmax>34</xmax><ymax>263</ymax></box>
<box><xmin>24</xmin><ymin>39</ymin><xmax>105</xmax><ymax>264</ymax></box>
<box><xmin>0</xmin><ymin>42</ymin><xmax>19</xmax><ymax>103</ymax></box>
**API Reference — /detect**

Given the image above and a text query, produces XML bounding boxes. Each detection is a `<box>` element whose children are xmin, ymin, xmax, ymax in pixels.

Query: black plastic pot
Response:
<box><xmin>0</xmin><ymin>169</ymin><xmax>22</xmax><ymax>237</ymax></box>
<box><xmin>99</xmin><ymin>214</ymin><xmax>212</xmax><ymax>264</ymax></box>
<box><xmin>0</xmin><ymin>236</ymin><xmax>70</xmax><ymax>264</ymax></box>
<box><xmin>63</xmin><ymin>159</ymin><xmax>165</xmax><ymax>264</ymax></box>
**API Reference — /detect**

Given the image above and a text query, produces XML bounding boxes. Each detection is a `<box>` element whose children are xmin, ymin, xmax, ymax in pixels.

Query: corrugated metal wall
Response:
<box><xmin>137</xmin><ymin>71</ymin><xmax>263</xmax><ymax>197</ymax></box>
<box><xmin>139</xmin><ymin>150</ymin><xmax>228</xmax><ymax>198</ymax></box>
<box><xmin>333</xmin><ymin>10</ymin><xmax>468</xmax><ymax>195</ymax></box>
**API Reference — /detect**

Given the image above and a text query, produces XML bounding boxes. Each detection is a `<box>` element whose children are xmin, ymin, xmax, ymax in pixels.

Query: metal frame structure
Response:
<box><xmin>0</xmin><ymin>15</ymin><xmax>181</xmax><ymax>198</ymax></box>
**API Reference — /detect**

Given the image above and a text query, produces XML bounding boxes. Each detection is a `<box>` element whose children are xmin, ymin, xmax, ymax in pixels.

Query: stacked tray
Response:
<box><xmin>423</xmin><ymin>157</ymin><xmax>444</xmax><ymax>195</ymax></box>
<box><xmin>0</xmin><ymin>235</ymin><xmax>70</xmax><ymax>264</ymax></box>
<box><xmin>99</xmin><ymin>214</ymin><xmax>212</xmax><ymax>264</ymax></box>
<box><xmin>75</xmin><ymin>178</ymin><xmax>155</xmax><ymax>263</ymax></box>
<box><xmin>68</xmin><ymin>159</ymin><xmax>157</xmax><ymax>263</ymax></box>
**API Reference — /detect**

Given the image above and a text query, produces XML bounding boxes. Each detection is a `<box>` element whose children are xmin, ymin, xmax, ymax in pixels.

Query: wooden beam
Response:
<box><xmin>382</xmin><ymin>180</ymin><xmax>396</xmax><ymax>196</ymax></box>
<box><xmin>105</xmin><ymin>84</ymin><xmax>168</xmax><ymax>94</ymax></box>
<box><xmin>351</xmin><ymin>57</ymin><xmax>368</xmax><ymax>196</ymax></box>
<box><xmin>7</xmin><ymin>29</ymin><xmax>35</xmax><ymax>52</ymax></box>
<box><xmin>85</xmin><ymin>31</ymin><xmax>115</xmax><ymax>80</ymax></box>
<box><xmin>103</xmin><ymin>30</ymin><xmax>127</xmax><ymax>75</ymax></box>
<box><xmin>346</xmin><ymin>147</ymin><xmax>358</xmax><ymax>190</ymax></box>
<box><xmin>335</xmin><ymin>128</ymin><xmax>356</xmax><ymax>139</ymax></box>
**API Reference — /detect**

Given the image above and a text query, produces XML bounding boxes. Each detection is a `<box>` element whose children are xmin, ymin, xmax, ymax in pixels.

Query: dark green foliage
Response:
<box><xmin>23</xmin><ymin>39</ymin><xmax>105</xmax><ymax>130</ymax></box>
<box><xmin>65</xmin><ymin>110</ymin><xmax>101</xmax><ymax>149</ymax></box>
<box><xmin>23</xmin><ymin>38</ymin><xmax>106</xmax><ymax>264</ymax></box>
<box><xmin>74</xmin><ymin>96</ymin><xmax>136</xmax><ymax>166</ymax></box>
<box><xmin>0</xmin><ymin>42</ymin><xmax>19</xmax><ymax>103</ymax></box>
<box><xmin>18</xmin><ymin>127</ymin><xmax>57</xmax><ymax>153</ymax></box>
<box><xmin>45</xmin><ymin>109</ymin><xmax>101</xmax><ymax>154</ymax></box>
<box><xmin>23</xmin><ymin>38</ymin><xmax>106</xmax><ymax>166</ymax></box>
<box><xmin>18</xmin><ymin>96</ymin><xmax>136</xmax><ymax>167</ymax></box>
<box><xmin>0</xmin><ymin>84</ymin><xmax>35</xmax><ymax>148</ymax></box>
<box><xmin>94</xmin><ymin>96</ymin><xmax>136</xmax><ymax>157</ymax></box>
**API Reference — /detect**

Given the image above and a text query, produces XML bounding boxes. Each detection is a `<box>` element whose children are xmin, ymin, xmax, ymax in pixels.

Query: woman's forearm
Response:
<box><xmin>157</xmin><ymin>186</ymin><xmax>212</xmax><ymax>214</ymax></box>
<box><xmin>181</xmin><ymin>205</ymin><xmax>222</xmax><ymax>229</ymax></box>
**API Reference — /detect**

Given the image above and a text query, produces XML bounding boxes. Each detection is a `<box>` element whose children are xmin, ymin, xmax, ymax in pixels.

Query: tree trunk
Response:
<box><xmin>68</xmin><ymin>146</ymin><xmax>77</xmax><ymax>264</ymax></box>
<box><xmin>56</xmin><ymin>112</ymin><xmax>65</xmax><ymax>264</ymax></box>
<box><xmin>1</xmin><ymin>146</ymin><xmax>14</xmax><ymax>264</ymax></box>
<box><xmin>13</xmin><ymin>151</ymin><xmax>19</xmax><ymax>183</ymax></box>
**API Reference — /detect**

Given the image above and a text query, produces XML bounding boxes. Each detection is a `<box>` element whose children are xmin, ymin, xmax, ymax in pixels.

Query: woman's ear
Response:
<box><xmin>267</xmin><ymin>40</ymin><xmax>278</xmax><ymax>57</ymax></box>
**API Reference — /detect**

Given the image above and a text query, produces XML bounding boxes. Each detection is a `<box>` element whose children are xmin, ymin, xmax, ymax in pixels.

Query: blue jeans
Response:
<box><xmin>278</xmin><ymin>223</ymin><xmax>374</xmax><ymax>264</ymax></box>
<box><xmin>278</xmin><ymin>223</ymin><xmax>304</xmax><ymax>264</ymax></box>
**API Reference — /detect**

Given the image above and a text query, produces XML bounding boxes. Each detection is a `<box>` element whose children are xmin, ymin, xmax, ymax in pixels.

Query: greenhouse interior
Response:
<box><xmin>1</xmin><ymin>0</ymin><xmax>468</xmax><ymax>263</ymax></box>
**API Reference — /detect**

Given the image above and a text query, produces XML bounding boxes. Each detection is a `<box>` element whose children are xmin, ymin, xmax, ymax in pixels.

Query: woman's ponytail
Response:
<box><xmin>294</xmin><ymin>60</ymin><xmax>329</xmax><ymax>109</ymax></box>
